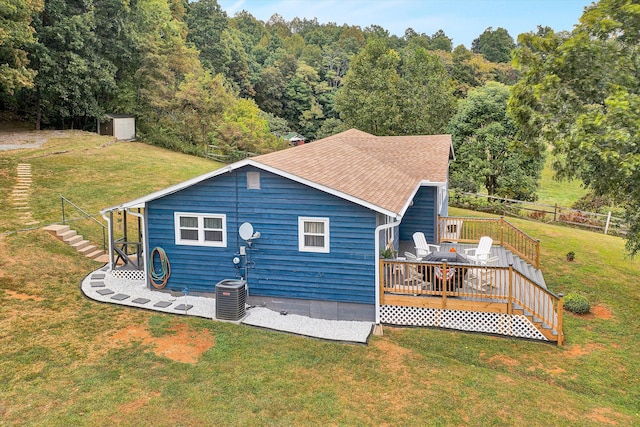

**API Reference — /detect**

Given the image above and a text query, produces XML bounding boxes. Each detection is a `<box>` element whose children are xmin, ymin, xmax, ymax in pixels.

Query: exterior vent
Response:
<box><xmin>215</xmin><ymin>279</ymin><xmax>247</xmax><ymax>321</ymax></box>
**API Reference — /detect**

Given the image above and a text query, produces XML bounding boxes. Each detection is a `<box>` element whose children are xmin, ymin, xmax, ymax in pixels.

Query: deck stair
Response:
<box><xmin>512</xmin><ymin>304</ymin><xmax>559</xmax><ymax>341</ymax></box>
<box><xmin>44</xmin><ymin>224</ymin><xmax>107</xmax><ymax>262</ymax></box>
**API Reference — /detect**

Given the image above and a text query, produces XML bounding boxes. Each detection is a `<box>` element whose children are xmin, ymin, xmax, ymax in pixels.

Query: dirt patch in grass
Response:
<box><xmin>112</xmin><ymin>323</ymin><xmax>214</xmax><ymax>364</ymax></box>
<box><xmin>586</xmin><ymin>304</ymin><xmax>613</xmax><ymax>319</ymax></box>
<box><xmin>3</xmin><ymin>289</ymin><xmax>44</xmax><ymax>301</ymax></box>
<box><xmin>486</xmin><ymin>354</ymin><xmax>520</xmax><ymax>367</ymax></box>
<box><xmin>527</xmin><ymin>362</ymin><xmax>566</xmax><ymax>376</ymax></box>
<box><xmin>371</xmin><ymin>337</ymin><xmax>417</xmax><ymax>377</ymax></box>
<box><xmin>117</xmin><ymin>391</ymin><xmax>162</xmax><ymax>414</ymax></box>
<box><xmin>563</xmin><ymin>343</ymin><xmax>605</xmax><ymax>358</ymax></box>
<box><xmin>586</xmin><ymin>406</ymin><xmax>629</xmax><ymax>426</ymax></box>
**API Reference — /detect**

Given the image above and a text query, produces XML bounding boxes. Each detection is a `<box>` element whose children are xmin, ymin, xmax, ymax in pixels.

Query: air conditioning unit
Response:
<box><xmin>215</xmin><ymin>279</ymin><xmax>247</xmax><ymax>321</ymax></box>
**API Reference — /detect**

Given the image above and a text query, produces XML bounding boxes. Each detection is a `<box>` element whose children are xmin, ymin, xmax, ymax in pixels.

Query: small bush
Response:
<box><xmin>564</xmin><ymin>293</ymin><xmax>590</xmax><ymax>314</ymax></box>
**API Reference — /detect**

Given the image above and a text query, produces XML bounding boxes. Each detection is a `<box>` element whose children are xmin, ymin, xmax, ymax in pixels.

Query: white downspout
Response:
<box><xmin>374</xmin><ymin>218</ymin><xmax>401</xmax><ymax>330</ymax></box>
<box><xmin>126</xmin><ymin>208</ymin><xmax>148</xmax><ymax>287</ymax></box>
<box><xmin>101</xmin><ymin>211</ymin><xmax>114</xmax><ymax>272</ymax></box>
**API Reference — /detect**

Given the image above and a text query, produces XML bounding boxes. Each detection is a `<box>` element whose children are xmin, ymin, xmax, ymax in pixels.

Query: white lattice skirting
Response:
<box><xmin>381</xmin><ymin>305</ymin><xmax>547</xmax><ymax>341</ymax></box>
<box><xmin>111</xmin><ymin>269</ymin><xmax>146</xmax><ymax>282</ymax></box>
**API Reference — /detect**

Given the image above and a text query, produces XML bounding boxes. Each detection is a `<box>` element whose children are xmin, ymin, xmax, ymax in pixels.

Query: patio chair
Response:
<box><xmin>403</xmin><ymin>252</ymin><xmax>431</xmax><ymax>290</ymax></box>
<box><xmin>463</xmin><ymin>236</ymin><xmax>499</xmax><ymax>266</ymax></box>
<box><xmin>413</xmin><ymin>232</ymin><xmax>441</xmax><ymax>258</ymax></box>
<box><xmin>465</xmin><ymin>267</ymin><xmax>497</xmax><ymax>292</ymax></box>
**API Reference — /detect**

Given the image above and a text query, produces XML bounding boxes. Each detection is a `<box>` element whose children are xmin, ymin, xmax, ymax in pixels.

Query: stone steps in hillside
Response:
<box><xmin>43</xmin><ymin>224</ymin><xmax>105</xmax><ymax>261</ymax></box>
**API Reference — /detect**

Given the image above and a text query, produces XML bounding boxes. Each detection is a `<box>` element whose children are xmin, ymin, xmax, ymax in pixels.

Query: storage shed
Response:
<box><xmin>98</xmin><ymin>114</ymin><xmax>136</xmax><ymax>141</ymax></box>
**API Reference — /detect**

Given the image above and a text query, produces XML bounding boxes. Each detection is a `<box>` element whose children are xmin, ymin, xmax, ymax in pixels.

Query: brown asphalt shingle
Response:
<box><xmin>254</xmin><ymin>129</ymin><xmax>453</xmax><ymax>215</ymax></box>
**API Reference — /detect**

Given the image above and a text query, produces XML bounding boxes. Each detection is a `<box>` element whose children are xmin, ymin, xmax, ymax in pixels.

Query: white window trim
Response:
<box><xmin>298</xmin><ymin>216</ymin><xmax>330</xmax><ymax>253</ymax></box>
<box><xmin>174</xmin><ymin>212</ymin><xmax>227</xmax><ymax>247</ymax></box>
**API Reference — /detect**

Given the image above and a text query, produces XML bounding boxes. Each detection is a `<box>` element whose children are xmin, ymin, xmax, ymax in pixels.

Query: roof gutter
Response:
<box><xmin>374</xmin><ymin>218</ymin><xmax>401</xmax><ymax>330</ymax></box>
<box><xmin>397</xmin><ymin>180</ymin><xmax>447</xmax><ymax>218</ymax></box>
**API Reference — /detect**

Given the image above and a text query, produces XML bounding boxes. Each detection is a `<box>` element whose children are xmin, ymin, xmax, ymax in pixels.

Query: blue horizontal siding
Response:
<box><xmin>399</xmin><ymin>186</ymin><xmax>437</xmax><ymax>243</ymax></box>
<box><xmin>146</xmin><ymin>166</ymin><xmax>377</xmax><ymax>304</ymax></box>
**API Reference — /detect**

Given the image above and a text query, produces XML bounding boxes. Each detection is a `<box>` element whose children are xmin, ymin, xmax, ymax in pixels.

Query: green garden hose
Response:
<box><xmin>149</xmin><ymin>246</ymin><xmax>171</xmax><ymax>289</ymax></box>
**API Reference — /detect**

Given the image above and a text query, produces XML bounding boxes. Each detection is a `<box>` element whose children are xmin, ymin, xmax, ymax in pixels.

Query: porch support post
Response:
<box><xmin>557</xmin><ymin>294</ymin><xmax>564</xmax><ymax>346</ymax></box>
<box><xmin>507</xmin><ymin>264</ymin><xmax>513</xmax><ymax>314</ymax></box>
<box><xmin>101</xmin><ymin>210</ymin><xmax>114</xmax><ymax>271</ymax></box>
<box><xmin>127</xmin><ymin>208</ymin><xmax>148</xmax><ymax>286</ymax></box>
<box><xmin>441</xmin><ymin>261</ymin><xmax>447</xmax><ymax>309</ymax></box>
<box><xmin>374</xmin><ymin>218</ymin><xmax>401</xmax><ymax>330</ymax></box>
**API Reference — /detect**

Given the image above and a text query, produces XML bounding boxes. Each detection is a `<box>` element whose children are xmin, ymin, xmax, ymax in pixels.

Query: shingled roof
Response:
<box><xmin>253</xmin><ymin>129</ymin><xmax>453</xmax><ymax>215</ymax></box>
<box><xmin>104</xmin><ymin>129</ymin><xmax>453</xmax><ymax>218</ymax></box>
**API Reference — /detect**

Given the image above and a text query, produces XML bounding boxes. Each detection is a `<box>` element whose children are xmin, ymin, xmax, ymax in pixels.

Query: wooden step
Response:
<box><xmin>538</xmin><ymin>327</ymin><xmax>558</xmax><ymax>341</ymax></box>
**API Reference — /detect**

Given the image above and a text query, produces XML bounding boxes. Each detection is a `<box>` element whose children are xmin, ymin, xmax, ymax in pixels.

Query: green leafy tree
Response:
<box><xmin>254</xmin><ymin>66</ymin><xmax>286</xmax><ymax>116</ymax></box>
<box><xmin>429</xmin><ymin>29</ymin><xmax>453</xmax><ymax>52</ymax></box>
<box><xmin>0</xmin><ymin>0</ymin><xmax>43</xmax><ymax>95</ymax></box>
<box><xmin>185</xmin><ymin>0</ymin><xmax>228</xmax><ymax>72</ymax></box>
<box><xmin>398</xmin><ymin>47</ymin><xmax>456</xmax><ymax>134</ymax></box>
<box><xmin>30</xmin><ymin>0</ymin><xmax>116</xmax><ymax>129</ymax></box>
<box><xmin>449</xmin><ymin>82</ymin><xmax>544</xmax><ymax>200</ymax></box>
<box><xmin>471</xmin><ymin>27</ymin><xmax>515</xmax><ymax>63</ymax></box>
<box><xmin>510</xmin><ymin>0</ymin><xmax>640</xmax><ymax>253</ymax></box>
<box><xmin>334</xmin><ymin>39</ymin><xmax>401</xmax><ymax>134</ymax></box>
<box><xmin>335</xmin><ymin>39</ymin><xmax>455</xmax><ymax>135</ymax></box>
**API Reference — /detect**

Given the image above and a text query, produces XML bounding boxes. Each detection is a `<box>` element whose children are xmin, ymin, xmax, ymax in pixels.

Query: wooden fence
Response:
<box><xmin>449</xmin><ymin>191</ymin><xmax>628</xmax><ymax>236</ymax></box>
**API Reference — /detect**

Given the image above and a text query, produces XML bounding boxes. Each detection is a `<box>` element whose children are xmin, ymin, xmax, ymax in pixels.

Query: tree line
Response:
<box><xmin>2</xmin><ymin>0</ymin><xmax>639</xmax><ymax>253</ymax></box>
<box><xmin>1</xmin><ymin>0</ymin><xmax>516</xmax><ymax>152</ymax></box>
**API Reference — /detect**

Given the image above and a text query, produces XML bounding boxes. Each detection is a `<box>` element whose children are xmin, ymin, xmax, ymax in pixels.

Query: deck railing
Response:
<box><xmin>380</xmin><ymin>259</ymin><xmax>563</xmax><ymax>344</ymax></box>
<box><xmin>438</xmin><ymin>216</ymin><xmax>541</xmax><ymax>269</ymax></box>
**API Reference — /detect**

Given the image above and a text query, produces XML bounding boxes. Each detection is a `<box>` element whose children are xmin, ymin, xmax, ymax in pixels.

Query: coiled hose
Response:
<box><xmin>149</xmin><ymin>247</ymin><xmax>171</xmax><ymax>289</ymax></box>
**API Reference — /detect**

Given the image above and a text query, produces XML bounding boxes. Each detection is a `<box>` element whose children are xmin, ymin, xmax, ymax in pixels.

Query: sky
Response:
<box><xmin>217</xmin><ymin>0</ymin><xmax>594</xmax><ymax>48</ymax></box>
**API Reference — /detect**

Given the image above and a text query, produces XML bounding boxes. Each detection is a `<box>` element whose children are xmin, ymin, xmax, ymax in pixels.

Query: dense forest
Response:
<box><xmin>2</xmin><ymin>0</ymin><xmax>640</xmax><ymax>253</ymax></box>
<box><xmin>1</xmin><ymin>0</ymin><xmax>517</xmax><ymax>151</ymax></box>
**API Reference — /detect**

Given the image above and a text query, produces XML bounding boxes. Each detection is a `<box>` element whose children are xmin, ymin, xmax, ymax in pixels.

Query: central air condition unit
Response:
<box><xmin>215</xmin><ymin>279</ymin><xmax>247</xmax><ymax>321</ymax></box>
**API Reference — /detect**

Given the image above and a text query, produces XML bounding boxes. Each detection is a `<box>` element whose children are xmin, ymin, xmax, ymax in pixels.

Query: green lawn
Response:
<box><xmin>1</xmin><ymin>132</ymin><xmax>638</xmax><ymax>426</ymax></box>
<box><xmin>536</xmin><ymin>150</ymin><xmax>588</xmax><ymax>207</ymax></box>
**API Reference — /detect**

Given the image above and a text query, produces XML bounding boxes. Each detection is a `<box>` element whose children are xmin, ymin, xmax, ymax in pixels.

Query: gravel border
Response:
<box><xmin>81</xmin><ymin>267</ymin><xmax>373</xmax><ymax>344</ymax></box>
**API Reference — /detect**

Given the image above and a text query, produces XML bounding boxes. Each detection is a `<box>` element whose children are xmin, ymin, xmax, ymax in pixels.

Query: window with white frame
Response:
<box><xmin>298</xmin><ymin>217</ymin><xmax>330</xmax><ymax>253</ymax></box>
<box><xmin>175</xmin><ymin>212</ymin><xmax>226</xmax><ymax>247</ymax></box>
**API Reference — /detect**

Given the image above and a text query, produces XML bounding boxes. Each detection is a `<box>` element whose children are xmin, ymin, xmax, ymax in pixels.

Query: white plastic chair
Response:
<box><xmin>412</xmin><ymin>232</ymin><xmax>441</xmax><ymax>258</ymax></box>
<box><xmin>464</xmin><ymin>236</ymin><xmax>499</xmax><ymax>265</ymax></box>
<box><xmin>403</xmin><ymin>252</ymin><xmax>430</xmax><ymax>290</ymax></box>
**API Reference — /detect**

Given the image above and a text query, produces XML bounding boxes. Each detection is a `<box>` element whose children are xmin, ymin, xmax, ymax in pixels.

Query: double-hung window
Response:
<box><xmin>175</xmin><ymin>212</ymin><xmax>226</xmax><ymax>247</ymax></box>
<box><xmin>298</xmin><ymin>217</ymin><xmax>330</xmax><ymax>253</ymax></box>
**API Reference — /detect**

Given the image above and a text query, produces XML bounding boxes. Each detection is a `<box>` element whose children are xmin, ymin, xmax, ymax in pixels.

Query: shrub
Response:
<box><xmin>564</xmin><ymin>293</ymin><xmax>590</xmax><ymax>314</ymax></box>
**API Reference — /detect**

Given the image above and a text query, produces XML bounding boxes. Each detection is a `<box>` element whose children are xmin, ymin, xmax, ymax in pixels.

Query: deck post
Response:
<box><xmin>507</xmin><ymin>264</ymin><xmax>513</xmax><ymax>314</ymax></box>
<box><xmin>500</xmin><ymin>216</ymin><xmax>505</xmax><ymax>247</ymax></box>
<box><xmin>441</xmin><ymin>261</ymin><xmax>447</xmax><ymax>309</ymax></box>
<box><xmin>557</xmin><ymin>294</ymin><xmax>564</xmax><ymax>346</ymax></box>
<box><xmin>535</xmin><ymin>240</ymin><xmax>541</xmax><ymax>269</ymax></box>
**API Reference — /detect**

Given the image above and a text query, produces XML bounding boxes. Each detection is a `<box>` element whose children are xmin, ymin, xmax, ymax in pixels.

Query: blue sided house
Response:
<box><xmin>101</xmin><ymin>129</ymin><xmax>454</xmax><ymax>322</ymax></box>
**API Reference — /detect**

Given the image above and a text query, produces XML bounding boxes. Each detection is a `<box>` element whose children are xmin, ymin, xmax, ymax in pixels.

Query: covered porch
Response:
<box><xmin>380</xmin><ymin>217</ymin><xmax>563</xmax><ymax>344</ymax></box>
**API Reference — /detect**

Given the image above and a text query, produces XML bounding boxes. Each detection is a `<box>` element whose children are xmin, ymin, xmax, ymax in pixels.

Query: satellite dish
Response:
<box><xmin>239</xmin><ymin>222</ymin><xmax>254</xmax><ymax>241</ymax></box>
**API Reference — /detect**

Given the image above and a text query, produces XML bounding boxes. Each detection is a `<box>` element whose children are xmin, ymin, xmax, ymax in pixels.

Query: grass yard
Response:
<box><xmin>536</xmin><ymin>150</ymin><xmax>588</xmax><ymax>207</ymax></box>
<box><xmin>1</xmin><ymin>131</ymin><xmax>639</xmax><ymax>426</ymax></box>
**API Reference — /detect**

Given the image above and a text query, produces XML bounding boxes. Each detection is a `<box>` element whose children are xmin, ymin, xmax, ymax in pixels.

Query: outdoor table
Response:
<box><xmin>422</xmin><ymin>251</ymin><xmax>470</xmax><ymax>291</ymax></box>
